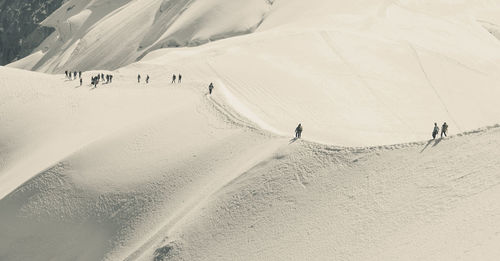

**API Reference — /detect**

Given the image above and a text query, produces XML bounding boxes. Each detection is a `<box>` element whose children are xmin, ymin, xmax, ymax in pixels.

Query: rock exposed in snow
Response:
<box><xmin>0</xmin><ymin>0</ymin><xmax>64</xmax><ymax>65</ymax></box>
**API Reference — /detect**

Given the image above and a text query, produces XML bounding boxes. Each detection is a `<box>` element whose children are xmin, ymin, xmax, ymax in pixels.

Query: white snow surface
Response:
<box><xmin>2</xmin><ymin>0</ymin><xmax>500</xmax><ymax>260</ymax></box>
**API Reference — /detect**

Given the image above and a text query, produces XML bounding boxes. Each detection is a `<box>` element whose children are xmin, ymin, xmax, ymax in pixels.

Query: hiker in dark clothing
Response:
<box><xmin>432</xmin><ymin>123</ymin><xmax>440</xmax><ymax>140</ymax></box>
<box><xmin>172</xmin><ymin>74</ymin><xmax>176</xmax><ymax>83</ymax></box>
<box><xmin>65</xmin><ymin>71</ymin><xmax>68</xmax><ymax>78</ymax></box>
<box><xmin>79</xmin><ymin>71</ymin><xmax>82</xmax><ymax>78</ymax></box>
<box><xmin>441</xmin><ymin>122</ymin><xmax>448</xmax><ymax>138</ymax></box>
<box><xmin>80</xmin><ymin>78</ymin><xmax>82</xmax><ymax>86</ymax></box>
<box><xmin>110</xmin><ymin>75</ymin><xmax>113</xmax><ymax>83</ymax></box>
<box><xmin>146</xmin><ymin>75</ymin><xmax>150</xmax><ymax>84</ymax></box>
<box><xmin>101</xmin><ymin>73</ymin><xmax>104</xmax><ymax>81</ymax></box>
<box><xmin>138</xmin><ymin>74</ymin><xmax>141</xmax><ymax>83</ymax></box>
<box><xmin>73</xmin><ymin>71</ymin><xmax>77</xmax><ymax>80</ymax></box>
<box><xmin>209</xmin><ymin>82</ymin><xmax>214</xmax><ymax>94</ymax></box>
<box><xmin>295</xmin><ymin>124</ymin><xmax>303</xmax><ymax>139</ymax></box>
<box><xmin>178</xmin><ymin>74</ymin><xmax>182</xmax><ymax>83</ymax></box>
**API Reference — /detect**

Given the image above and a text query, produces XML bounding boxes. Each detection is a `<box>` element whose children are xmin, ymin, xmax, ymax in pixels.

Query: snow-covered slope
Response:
<box><xmin>1</xmin><ymin>66</ymin><xmax>500</xmax><ymax>261</ymax></box>
<box><xmin>0</xmin><ymin>66</ymin><xmax>282</xmax><ymax>260</ymax></box>
<box><xmin>2</xmin><ymin>0</ymin><xmax>500</xmax><ymax>260</ymax></box>
<box><xmin>147</xmin><ymin>125</ymin><xmax>500</xmax><ymax>261</ymax></box>
<box><xmin>138</xmin><ymin>1</ymin><xmax>500</xmax><ymax>146</ymax></box>
<box><xmin>8</xmin><ymin>0</ymin><xmax>500</xmax><ymax>145</ymax></box>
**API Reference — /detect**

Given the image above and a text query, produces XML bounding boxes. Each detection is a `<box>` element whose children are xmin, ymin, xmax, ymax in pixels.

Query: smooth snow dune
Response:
<box><xmin>147</xmin><ymin>125</ymin><xmax>500</xmax><ymax>261</ymax></box>
<box><xmin>0</xmin><ymin>65</ymin><xmax>281</xmax><ymax>260</ymax></box>
<box><xmin>0</xmin><ymin>66</ymin><xmax>195</xmax><ymax>199</ymax></box>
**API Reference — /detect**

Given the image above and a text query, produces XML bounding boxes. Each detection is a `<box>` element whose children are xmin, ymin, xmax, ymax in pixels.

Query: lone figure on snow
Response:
<box><xmin>137</xmin><ymin>74</ymin><xmax>141</xmax><ymax>83</ymax></box>
<box><xmin>295</xmin><ymin>123</ymin><xmax>303</xmax><ymax>139</ymax></box>
<box><xmin>146</xmin><ymin>75</ymin><xmax>150</xmax><ymax>84</ymax></box>
<box><xmin>208</xmin><ymin>82</ymin><xmax>214</xmax><ymax>94</ymax></box>
<box><xmin>432</xmin><ymin>123</ymin><xmax>440</xmax><ymax>140</ymax></box>
<box><xmin>441</xmin><ymin>122</ymin><xmax>448</xmax><ymax>138</ymax></box>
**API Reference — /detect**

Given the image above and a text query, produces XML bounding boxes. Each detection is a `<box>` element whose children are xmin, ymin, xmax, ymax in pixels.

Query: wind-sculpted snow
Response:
<box><xmin>154</xmin><ymin>125</ymin><xmax>500</xmax><ymax>261</ymax></box>
<box><xmin>2</xmin><ymin>1</ymin><xmax>500</xmax><ymax>260</ymax></box>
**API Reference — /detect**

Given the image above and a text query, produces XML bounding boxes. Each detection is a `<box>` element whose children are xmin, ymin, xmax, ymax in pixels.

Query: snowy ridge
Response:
<box><xmin>2</xmin><ymin>0</ymin><xmax>500</xmax><ymax>260</ymax></box>
<box><xmin>1</xmin><ymin>64</ymin><xmax>500</xmax><ymax>260</ymax></box>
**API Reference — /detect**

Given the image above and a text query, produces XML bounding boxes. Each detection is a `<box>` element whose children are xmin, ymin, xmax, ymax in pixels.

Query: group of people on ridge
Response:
<box><xmin>65</xmin><ymin>70</ymin><xmax>83</xmax><ymax>85</ymax></box>
<box><xmin>292</xmin><ymin>122</ymin><xmax>449</xmax><ymax>141</ymax></box>
<box><xmin>91</xmin><ymin>73</ymin><xmax>114</xmax><ymax>88</ymax></box>
<box><xmin>66</xmin><ymin>69</ymin><xmax>453</xmax><ymax>143</ymax></box>
<box><xmin>65</xmin><ymin>70</ymin><xmax>82</xmax><ymax>80</ymax></box>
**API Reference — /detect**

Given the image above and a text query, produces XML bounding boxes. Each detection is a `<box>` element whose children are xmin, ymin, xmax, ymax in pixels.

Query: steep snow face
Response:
<box><xmin>7</xmin><ymin>0</ymin><xmax>273</xmax><ymax>73</ymax></box>
<box><xmin>8</xmin><ymin>0</ymin><xmax>500</xmax><ymax>74</ymax></box>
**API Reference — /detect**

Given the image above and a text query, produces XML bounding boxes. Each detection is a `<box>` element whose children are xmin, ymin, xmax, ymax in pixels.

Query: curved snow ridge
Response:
<box><xmin>300</xmin><ymin>123</ymin><xmax>500</xmax><ymax>155</ymax></box>
<box><xmin>210</xmin><ymin>74</ymin><xmax>286</xmax><ymax>137</ymax></box>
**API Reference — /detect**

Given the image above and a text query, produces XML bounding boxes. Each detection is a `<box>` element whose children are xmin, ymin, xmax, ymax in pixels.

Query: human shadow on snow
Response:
<box><xmin>420</xmin><ymin>138</ymin><xmax>443</xmax><ymax>153</ymax></box>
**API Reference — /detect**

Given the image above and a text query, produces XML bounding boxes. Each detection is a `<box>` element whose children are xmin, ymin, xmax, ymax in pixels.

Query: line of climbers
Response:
<box><xmin>65</xmin><ymin>70</ymin><xmax>455</xmax><ymax>142</ymax></box>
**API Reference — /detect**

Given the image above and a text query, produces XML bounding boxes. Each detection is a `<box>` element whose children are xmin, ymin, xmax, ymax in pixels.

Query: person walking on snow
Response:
<box><xmin>432</xmin><ymin>123</ymin><xmax>440</xmax><ymax>140</ymax></box>
<box><xmin>80</xmin><ymin>78</ymin><xmax>82</xmax><ymax>86</ymax></box>
<box><xmin>172</xmin><ymin>74</ymin><xmax>176</xmax><ymax>83</ymax></box>
<box><xmin>137</xmin><ymin>74</ymin><xmax>141</xmax><ymax>83</ymax></box>
<box><xmin>178</xmin><ymin>74</ymin><xmax>182</xmax><ymax>83</ymax></box>
<box><xmin>295</xmin><ymin>124</ymin><xmax>303</xmax><ymax>139</ymax></box>
<box><xmin>146</xmin><ymin>75</ymin><xmax>150</xmax><ymax>84</ymax></box>
<box><xmin>209</xmin><ymin>82</ymin><xmax>214</xmax><ymax>94</ymax></box>
<box><xmin>441</xmin><ymin>122</ymin><xmax>448</xmax><ymax>138</ymax></box>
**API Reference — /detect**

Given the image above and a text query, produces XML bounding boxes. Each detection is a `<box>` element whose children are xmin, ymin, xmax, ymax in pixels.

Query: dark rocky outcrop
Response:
<box><xmin>0</xmin><ymin>0</ymin><xmax>64</xmax><ymax>65</ymax></box>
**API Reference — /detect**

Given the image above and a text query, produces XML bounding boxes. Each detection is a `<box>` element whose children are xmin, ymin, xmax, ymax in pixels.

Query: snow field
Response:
<box><xmin>2</xmin><ymin>0</ymin><xmax>500</xmax><ymax>260</ymax></box>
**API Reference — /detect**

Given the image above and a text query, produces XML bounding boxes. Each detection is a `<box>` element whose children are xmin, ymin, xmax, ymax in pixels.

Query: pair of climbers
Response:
<box><xmin>432</xmin><ymin>122</ymin><xmax>448</xmax><ymax>139</ymax></box>
<box><xmin>137</xmin><ymin>74</ymin><xmax>152</xmax><ymax>84</ymax></box>
<box><xmin>172</xmin><ymin>74</ymin><xmax>182</xmax><ymax>83</ymax></box>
